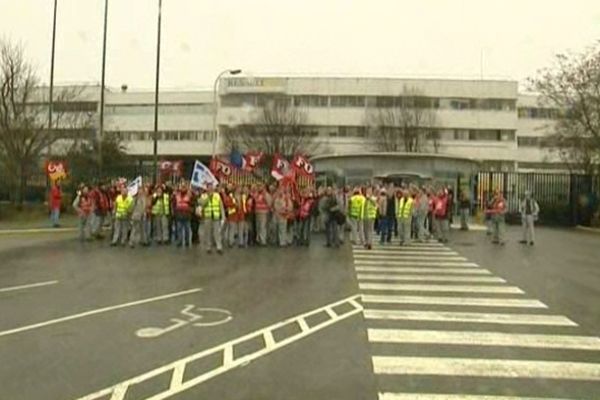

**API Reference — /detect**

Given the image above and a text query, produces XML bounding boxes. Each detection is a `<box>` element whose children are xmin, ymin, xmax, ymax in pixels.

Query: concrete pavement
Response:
<box><xmin>0</xmin><ymin>226</ymin><xmax>599</xmax><ymax>399</ymax></box>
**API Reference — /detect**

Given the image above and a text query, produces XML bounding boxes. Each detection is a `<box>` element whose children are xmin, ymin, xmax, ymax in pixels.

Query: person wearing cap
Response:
<box><xmin>519</xmin><ymin>190</ymin><xmax>539</xmax><ymax>246</ymax></box>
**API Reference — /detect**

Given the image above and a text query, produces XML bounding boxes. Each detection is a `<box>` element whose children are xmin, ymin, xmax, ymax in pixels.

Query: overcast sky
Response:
<box><xmin>2</xmin><ymin>0</ymin><xmax>599</xmax><ymax>90</ymax></box>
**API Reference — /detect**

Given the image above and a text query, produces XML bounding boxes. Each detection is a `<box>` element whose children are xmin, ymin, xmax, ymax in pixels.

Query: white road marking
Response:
<box><xmin>356</xmin><ymin>255</ymin><xmax>468</xmax><ymax>261</ymax></box>
<box><xmin>361</xmin><ymin>295</ymin><xmax>547</xmax><ymax>308</ymax></box>
<box><xmin>353</xmin><ymin>243</ymin><xmax>444</xmax><ymax>249</ymax></box>
<box><xmin>364</xmin><ymin>309</ymin><xmax>577</xmax><ymax>326</ymax></box>
<box><xmin>379</xmin><ymin>393</ymin><xmax>573</xmax><ymax>400</ymax></box>
<box><xmin>357</xmin><ymin>274</ymin><xmax>505</xmax><ymax>283</ymax></box>
<box><xmin>372</xmin><ymin>356</ymin><xmax>600</xmax><ymax>380</ymax></box>
<box><xmin>356</xmin><ymin>261</ymin><xmax>479</xmax><ymax>267</ymax></box>
<box><xmin>359</xmin><ymin>283</ymin><xmax>523</xmax><ymax>294</ymax></box>
<box><xmin>354</xmin><ymin>251</ymin><xmax>459</xmax><ymax>257</ymax></box>
<box><xmin>369</xmin><ymin>329</ymin><xmax>600</xmax><ymax>350</ymax></box>
<box><xmin>75</xmin><ymin>295</ymin><xmax>362</xmax><ymax>400</ymax></box>
<box><xmin>354</xmin><ymin>249</ymin><xmax>456</xmax><ymax>254</ymax></box>
<box><xmin>355</xmin><ymin>267</ymin><xmax>491</xmax><ymax>275</ymax></box>
<box><xmin>0</xmin><ymin>288</ymin><xmax>203</xmax><ymax>338</ymax></box>
<box><xmin>0</xmin><ymin>280</ymin><xmax>59</xmax><ymax>294</ymax></box>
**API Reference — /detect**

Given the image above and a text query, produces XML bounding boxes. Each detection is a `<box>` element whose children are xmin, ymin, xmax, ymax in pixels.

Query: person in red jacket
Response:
<box><xmin>49</xmin><ymin>180</ymin><xmax>62</xmax><ymax>228</ymax></box>
<box><xmin>73</xmin><ymin>184</ymin><xmax>93</xmax><ymax>241</ymax></box>
<box><xmin>433</xmin><ymin>188</ymin><xmax>450</xmax><ymax>243</ymax></box>
<box><xmin>297</xmin><ymin>189</ymin><xmax>316</xmax><ymax>246</ymax></box>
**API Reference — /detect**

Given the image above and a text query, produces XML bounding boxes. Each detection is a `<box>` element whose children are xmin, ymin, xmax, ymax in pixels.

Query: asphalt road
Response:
<box><xmin>0</xmin><ymin>226</ymin><xmax>599</xmax><ymax>400</ymax></box>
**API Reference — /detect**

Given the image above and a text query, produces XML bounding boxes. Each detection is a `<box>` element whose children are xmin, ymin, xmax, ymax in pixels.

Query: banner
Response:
<box><xmin>271</xmin><ymin>154</ymin><xmax>294</xmax><ymax>181</ymax></box>
<box><xmin>45</xmin><ymin>161</ymin><xmax>67</xmax><ymax>182</ymax></box>
<box><xmin>292</xmin><ymin>154</ymin><xmax>314</xmax><ymax>177</ymax></box>
<box><xmin>210</xmin><ymin>158</ymin><xmax>233</xmax><ymax>180</ymax></box>
<box><xmin>191</xmin><ymin>160</ymin><xmax>219</xmax><ymax>188</ymax></box>
<box><xmin>159</xmin><ymin>160</ymin><xmax>183</xmax><ymax>177</ymax></box>
<box><xmin>230</xmin><ymin>150</ymin><xmax>264</xmax><ymax>172</ymax></box>
<box><xmin>127</xmin><ymin>176</ymin><xmax>142</xmax><ymax>196</ymax></box>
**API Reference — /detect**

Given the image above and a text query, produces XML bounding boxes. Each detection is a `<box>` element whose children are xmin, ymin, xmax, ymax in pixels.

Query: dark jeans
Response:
<box><xmin>379</xmin><ymin>216</ymin><xmax>392</xmax><ymax>243</ymax></box>
<box><xmin>298</xmin><ymin>218</ymin><xmax>311</xmax><ymax>245</ymax></box>
<box><xmin>326</xmin><ymin>218</ymin><xmax>339</xmax><ymax>247</ymax></box>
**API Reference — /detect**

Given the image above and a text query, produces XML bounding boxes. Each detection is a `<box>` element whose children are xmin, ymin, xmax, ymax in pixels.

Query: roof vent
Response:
<box><xmin>121</xmin><ymin>84</ymin><xmax>128</xmax><ymax>93</ymax></box>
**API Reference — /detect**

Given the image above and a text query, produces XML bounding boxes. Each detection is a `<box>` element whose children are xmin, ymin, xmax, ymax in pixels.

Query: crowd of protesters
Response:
<box><xmin>51</xmin><ymin>178</ymin><xmax>516</xmax><ymax>252</ymax></box>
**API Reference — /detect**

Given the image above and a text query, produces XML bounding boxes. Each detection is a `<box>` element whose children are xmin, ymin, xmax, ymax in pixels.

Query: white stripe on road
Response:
<box><xmin>355</xmin><ymin>255</ymin><xmax>468</xmax><ymax>261</ymax></box>
<box><xmin>355</xmin><ymin>251</ymin><xmax>459</xmax><ymax>257</ymax></box>
<box><xmin>380</xmin><ymin>393</ymin><xmax>574</xmax><ymax>400</ymax></box>
<box><xmin>372</xmin><ymin>356</ymin><xmax>600</xmax><ymax>380</ymax></box>
<box><xmin>357</xmin><ymin>274</ymin><xmax>505</xmax><ymax>283</ymax></box>
<box><xmin>359</xmin><ymin>283</ymin><xmax>523</xmax><ymax>294</ymax></box>
<box><xmin>356</xmin><ymin>261</ymin><xmax>479</xmax><ymax>267</ymax></box>
<box><xmin>354</xmin><ymin>248</ymin><xmax>456</xmax><ymax>254</ymax></box>
<box><xmin>0</xmin><ymin>280</ymin><xmax>59</xmax><ymax>294</ymax></box>
<box><xmin>355</xmin><ymin>267</ymin><xmax>491</xmax><ymax>275</ymax></box>
<box><xmin>364</xmin><ymin>309</ymin><xmax>577</xmax><ymax>326</ymax></box>
<box><xmin>353</xmin><ymin>243</ymin><xmax>444</xmax><ymax>249</ymax></box>
<box><xmin>361</xmin><ymin>295</ymin><xmax>547</xmax><ymax>308</ymax></box>
<box><xmin>0</xmin><ymin>288</ymin><xmax>203</xmax><ymax>338</ymax></box>
<box><xmin>369</xmin><ymin>329</ymin><xmax>600</xmax><ymax>350</ymax></box>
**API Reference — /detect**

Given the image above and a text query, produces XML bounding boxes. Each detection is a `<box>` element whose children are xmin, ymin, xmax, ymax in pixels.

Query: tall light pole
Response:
<box><xmin>211</xmin><ymin>69</ymin><xmax>241</xmax><ymax>158</ymax></box>
<box><xmin>98</xmin><ymin>0</ymin><xmax>109</xmax><ymax>177</ymax></box>
<box><xmin>152</xmin><ymin>0</ymin><xmax>163</xmax><ymax>184</ymax></box>
<box><xmin>47</xmin><ymin>0</ymin><xmax>58</xmax><ymax>160</ymax></box>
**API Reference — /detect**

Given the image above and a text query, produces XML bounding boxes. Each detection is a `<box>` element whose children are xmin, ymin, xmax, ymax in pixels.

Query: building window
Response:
<box><xmin>293</xmin><ymin>95</ymin><xmax>328</xmax><ymax>107</ymax></box>
<box><xmin>375</xmin><ymin>96</ymin><xmax>394</xmax><ymax>108</ymax></box>
<box><xmin>330</xmin><ymin>96</ymin><xmax>365</xmax><ymax>107</ymax></box>
<box><xmin>221</xmin><ymin>94</ymin><xmax>256</xmax><ymax>107</ymax></box>
<box><xmin>518</xmin><ymin>107</ymin><xmax>559</xmax><ymax>119</ymax></box>
<box><xmin>450</xmin><ymin>99</ymin><xmax>471</xmax><ymax>110</ymax></box>
<box><xmin>53</xmin><ymin>101</ymin><xmax>97</xmax><ymax>113</ymax></box>
<box><xmin>453</xmin><ymin>129</ymin><xmax>469</xmax><ymax>140</ymax></box>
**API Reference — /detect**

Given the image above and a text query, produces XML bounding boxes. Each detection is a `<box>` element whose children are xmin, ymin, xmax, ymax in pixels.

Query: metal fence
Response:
<box><xmin>474</xmin><ymin>172</ymin><xmax>600</xmax><ymax>227</ymax></box>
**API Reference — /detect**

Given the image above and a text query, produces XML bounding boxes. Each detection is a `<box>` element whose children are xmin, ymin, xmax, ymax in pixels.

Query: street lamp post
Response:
<box><xmin>47</xmin><ymin>0</ymin><xmax>58</xmax><ymax>159</ymax></box>
<box><xmin>98</xmin><ymin>0</ymin><xmax>109</xmax><ymax>177</ymax></box>
<box><xmin>211</xmin><ymin>69</ymin><xmax>241</xmax><ymax>158</ymax></box>
<box><xmin>152</xmin><ymin>0</ymin><xmax>163</xmax><ymax>184</ymax></box>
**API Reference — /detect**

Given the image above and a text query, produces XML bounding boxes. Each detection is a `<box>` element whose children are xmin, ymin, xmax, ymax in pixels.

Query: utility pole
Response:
<box><xmin>99</xmin><ymin>0</ymin><xmax>109</xmax><ymax>177</ymax></box>
<box><xmin>152</xmin><ymin>0</ymin><xmax>163</xmax><ymax>184</ymax></box>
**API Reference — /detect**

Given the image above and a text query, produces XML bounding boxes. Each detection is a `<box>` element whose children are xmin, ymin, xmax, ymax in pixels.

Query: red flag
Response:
<box><xmin>243</xmin><ymin>151</ymin><xmax>264</xmax><ymax>172</ymax></box>
<box><xmin>210</xmin><ymin>157</ymin><xmax>233</xmax><ymax>181</ymax></box>
<box><xmin>271</xmin><ymin>154</ymin><xmax>294</xmax><ymax>181</ymax></box>
<box><xmin>292</xmin><ymin>154</ymin><xmax>314</xmax><ymax>177</ymax></box>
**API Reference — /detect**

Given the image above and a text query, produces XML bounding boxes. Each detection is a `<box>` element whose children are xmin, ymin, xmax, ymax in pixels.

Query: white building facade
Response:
<box><xmin>53</xmin><ymin>76</ymin><xmax>561</xmax><ymax>171</ymax></box>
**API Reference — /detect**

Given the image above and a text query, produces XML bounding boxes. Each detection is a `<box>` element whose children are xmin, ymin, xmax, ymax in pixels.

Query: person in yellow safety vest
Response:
<box><xmin>396</xmin><ymin>188</ymin><xmax>414</xmax><ymax>245</ymax></box>
<box><xmin>111</xmin><ymin>186</ymin><xmax>133</xmax><ymax>246</ymax></box>
<box><xmin>199</xmin><ymin>183</ymin><xmax>225</xmax><ymax>254</ymax></box>
<box><xmin>348</xmin><ymin>187</ymin><xmax>366</xmax><ymax>245</ymax></box>
<box><xmin>362</xmin><ymin>187</ymin><xmax>378</xmax><ymax>250</ymax></box>
<box><xmin>151</xmin><ymin>186</ymin><xmax>171</xmax><ymax>245</ymax></box>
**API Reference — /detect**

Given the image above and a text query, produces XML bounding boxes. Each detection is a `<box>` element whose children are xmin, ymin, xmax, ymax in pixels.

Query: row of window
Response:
<box><xmin>221</xmin><ymin>94</ymin><xmax>517</xmax><ymax>111</ymax></box>
<box><xmin>106</xmin><ymin>103</ymin><xmax>214</xmax><ymax>115</ymax></box>
<box><xmin>517</xmin><ymin>136</ymin><xmax>552</xmax><ymax>147</ymax></box>
<box><xmin>517</xmin><ymin>107</ymin><xmax>560</xmax><ymax>119</ymax></box>
<box><xmin>115</xmin><ymin>130</ymin><xmax>214</xmax><ymax>142</ymax></box>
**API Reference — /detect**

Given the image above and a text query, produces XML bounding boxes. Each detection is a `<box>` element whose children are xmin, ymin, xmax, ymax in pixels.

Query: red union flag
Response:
<box><xmin>45</xmin><ymin>161</ymin><xmax>67</xmax><ymax>182</ymax></box>
<box><xmin>160</xmin><ymin>160</ymin><xmax>184</xmax><ymax>177</ymax></box>
<box><xmin>210</xmin><ymin>157</ymin><xmax>233</xmax><ymax>179</ymax></box>
<box><xmin>271</xmin><ymin>154</ymin><xmax>294</xmax><ymax>181</ymax></box>
<box><xmin>243</xmin><ymin>151</ymin><xmax>264</xmax><ymax>172</ymax></box>
<box><xmin>292</xmin><ymin>154</ymin><xmax>314</xmax><ymax>177</ymax></box>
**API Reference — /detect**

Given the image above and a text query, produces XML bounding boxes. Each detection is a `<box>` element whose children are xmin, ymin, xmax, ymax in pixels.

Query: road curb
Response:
<box><xmin>0</xmin><ymin>227</ymin><xmax>77</xmax><ymax>235</ymax></box>
<box><xmin>575</xmin><ymin>225</ymin><xmax>600</xmax><ymax>234</ymax></box>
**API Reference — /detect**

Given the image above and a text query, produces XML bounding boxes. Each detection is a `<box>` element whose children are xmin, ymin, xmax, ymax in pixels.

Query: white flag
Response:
<box><xmin>191</xmin><ymin>160</ymin><xmax>219</xmax><ymax>188</ymax></box>
<box><xmin>127</xmin><ymin>176</ymin><xmax>142</xmax><ymax>196</ymax></box>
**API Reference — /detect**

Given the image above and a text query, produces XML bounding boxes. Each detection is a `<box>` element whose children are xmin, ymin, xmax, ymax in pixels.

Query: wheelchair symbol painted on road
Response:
<box><xmin>136</xmin><ymin>304</ymin><xmax>232</xmax><ymax>338</ymax></box>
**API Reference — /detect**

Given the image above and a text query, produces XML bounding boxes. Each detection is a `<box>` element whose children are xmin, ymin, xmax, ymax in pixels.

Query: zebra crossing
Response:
<box><xmin>352</xmin><ymin>241</ymin><xmax>600</xmax><ymax>400</ymax></box>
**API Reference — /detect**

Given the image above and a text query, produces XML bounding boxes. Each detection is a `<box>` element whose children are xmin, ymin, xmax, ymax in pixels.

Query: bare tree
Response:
<box><xmin>529</xmin><ymin>42</ymin><xmax>600</xmax><ymax>175</ymax></box>
<box><xmin>222</xmin><ymin>99</ymin><xmax>321</xmax><ymax>157</ymax></box>
<box><xmin>0</xmin><ymin>39</ymin><xmax>91</xmax><ymax>204</ymax></box>
<box><xmin>366</xmin><ymin>86</ymin><xmax>439</xmax><ymax>153</ymax></box>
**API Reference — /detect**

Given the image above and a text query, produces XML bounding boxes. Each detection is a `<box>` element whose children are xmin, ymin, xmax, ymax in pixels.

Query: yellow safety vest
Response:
<box><xmin>115</xmin><ymin>195</ymin><xmax>133</xmax><ymax>219</ymax></box>
<box><xmin>227</xmin><ymin>194</ymin><xmax>237</xmax><ymax>217</ymax></box>
<box><xmin>396</xmin><ymin>197</ymin><xmax>414</xmax><ymax>218</ymax></box>
<box><xmin>349</xmin><ymin>194</ymin><xmax>366</xmax><ymax>219</ymax></box>
<box><xmin>151</xmin><ymin>193</ymin><xmax>170</xmax><ymax>216</ymax></box>
<box><xmin>203</xmin><ymin>193</ymin><xmax>222</xmax><ymax>220</ymax></box>
<box><xmin>364</xmin><ymin>197</ymin><xmax>378</xmax><ymax>220</ymax></box>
